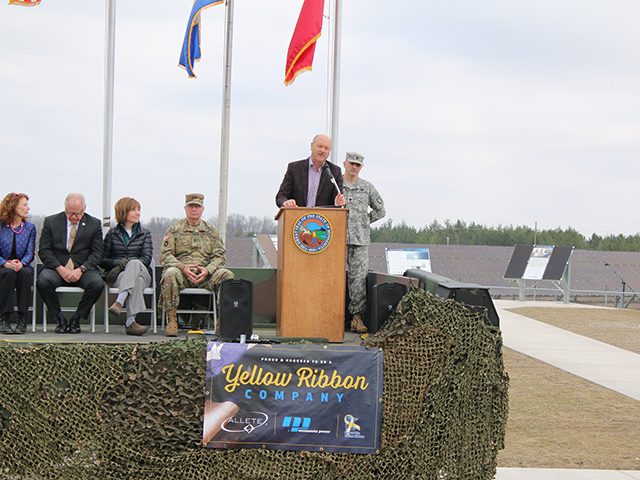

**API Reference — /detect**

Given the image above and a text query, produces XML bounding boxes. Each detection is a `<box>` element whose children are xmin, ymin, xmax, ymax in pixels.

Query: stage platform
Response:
<box><xmin>0</xmin><ymin>325</ymin><xmax>364</xmax><ymax>345</ymax></box>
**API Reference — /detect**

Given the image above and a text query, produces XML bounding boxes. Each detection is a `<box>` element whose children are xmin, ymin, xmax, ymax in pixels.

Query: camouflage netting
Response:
<box><xmin>0</xmin><ymin>289</ymin><xmax>508</xmax><ymax>479</ymax></box>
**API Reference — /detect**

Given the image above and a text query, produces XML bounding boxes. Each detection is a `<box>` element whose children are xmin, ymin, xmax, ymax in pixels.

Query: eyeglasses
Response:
<box><xmin>65</xmin><ymin>209</ymin><xmax>84</xmax><ymax>217</ymax></box>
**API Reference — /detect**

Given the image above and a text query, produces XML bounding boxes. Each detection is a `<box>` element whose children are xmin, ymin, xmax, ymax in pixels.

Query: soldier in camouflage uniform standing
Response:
<box><xmin>160</xmin><ymin>193</ymin><xmax>234</xmax><ymax>337</ymax></box>
<box><xmin>343</xmin><ymin>152</ymin><xmax>386</xmax><ymax>333</ymax></box>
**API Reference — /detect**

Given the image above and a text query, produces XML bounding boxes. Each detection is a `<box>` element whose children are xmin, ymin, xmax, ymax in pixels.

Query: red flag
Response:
<box><xmin>284</xmin><ymin>0</ymin><xmax>324</xmax><ymax>86</ymax></box>
<box><xmin>8</xmin><ymin>0</ymin><xmax>41</xmax><ymax>5</ymax></box>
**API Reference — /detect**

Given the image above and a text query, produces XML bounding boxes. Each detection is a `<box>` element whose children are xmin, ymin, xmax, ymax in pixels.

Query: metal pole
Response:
<box><xmin>329</xmin><ymin>0</ymin><xmax>342</xmax><ymax>160</ymax></box>
<box><xmin>102</xmin><ymin>0</ymin><xmax>116</xmax><ymax>234</ymax></box>
<box><xmin>324</xmin><ymin>1</ymin><xmax>333</xmax><ymax>134</ymax></box>
<box><xmin>218</xmin><ymin>0</ymin><xmax>234</xmax><ymax>245</ymax></box>
<box><xmin>517</xmin><ymin>279</ymin><xmax>525</xmax><ymax>301</ymax></box>
<box><xmin>563</xmin><ymin>259</ymin><xmax>571</xmax><ymax>304</ymax></box>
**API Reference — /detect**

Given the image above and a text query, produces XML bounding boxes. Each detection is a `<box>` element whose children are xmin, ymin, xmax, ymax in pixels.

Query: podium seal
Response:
<box><xmin>293</xmin><ymin>213</ymin><xmax>333</xmax><ymax>254</ymax></box>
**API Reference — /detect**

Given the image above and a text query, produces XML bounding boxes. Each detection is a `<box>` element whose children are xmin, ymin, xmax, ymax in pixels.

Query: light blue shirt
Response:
<box><xmin>306</xmin><ymin>157</ymin><xmax>325</xmax><ymax>207</ymax></box>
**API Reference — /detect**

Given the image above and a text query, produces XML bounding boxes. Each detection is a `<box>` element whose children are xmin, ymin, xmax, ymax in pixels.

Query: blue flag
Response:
<box><xmin>179</xmin><ymin>0</ymin><xmax>223</xmax><ymax>78</ymax></box>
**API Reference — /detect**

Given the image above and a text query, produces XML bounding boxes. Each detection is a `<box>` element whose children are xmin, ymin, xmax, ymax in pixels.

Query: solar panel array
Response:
<box><xmin>223</xmin><ymin>239</ymin><xmax>640</xmax><ymax>296</ymax></box>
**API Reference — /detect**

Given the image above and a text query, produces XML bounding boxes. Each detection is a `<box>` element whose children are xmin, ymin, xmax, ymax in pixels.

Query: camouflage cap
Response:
<box><xmin>185</xmin><ymin>193</ymin><xmax>204</xmax><ymax>206</ymax></box>
<box><xmin>345</xmin><ymin>151</ymin><xmax>364</xmax><ymax>165</ymax></box>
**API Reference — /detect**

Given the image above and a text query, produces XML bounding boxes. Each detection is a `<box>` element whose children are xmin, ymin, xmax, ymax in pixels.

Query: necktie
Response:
<box><xmin>66</xmin><ymin>224</ymin><xmax>77</xmax><ymax>269</ymax></box>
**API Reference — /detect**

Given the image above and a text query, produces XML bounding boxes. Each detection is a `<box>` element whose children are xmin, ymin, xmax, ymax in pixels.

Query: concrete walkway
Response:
<box><xmin>495</xmin><ymin>468</ymin><xmax>640</xmax><ymax>479</ymax></box>
<box><xmin>495</xmin><ymin>300</ymin><xmax>640</xmax><ymax>480</ymax></box>
<box><xmin>495</xmin><ymin>299</ymin><xmax>640</xmax><ymax>401</ymax></box>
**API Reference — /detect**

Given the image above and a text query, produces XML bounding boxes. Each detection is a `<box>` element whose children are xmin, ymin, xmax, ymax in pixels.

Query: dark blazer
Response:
<box><xmin>0</xmin><ymin>221</ymin><xmax>36</xmax><ymax>272</ymax></box>
<box><xmin>101</xmin><ymin>223</ymin><xmax>153</xmax><ymax>275</ymax></box>
<box><xmin>275</xmin><ymin>158</ymin><xmax>344</xmax><ymax>208</ymax></box>
<box><xmin>38</xmin><ymin>211</ymin><xmax>103</xmax><ymax>271</ymax></box>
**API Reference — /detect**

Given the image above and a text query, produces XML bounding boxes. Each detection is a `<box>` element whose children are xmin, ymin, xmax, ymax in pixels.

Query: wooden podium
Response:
<box><xmin>276</xmin><ymin>207</ymin><xmax>347</xmax><ymax>342</ymax></box>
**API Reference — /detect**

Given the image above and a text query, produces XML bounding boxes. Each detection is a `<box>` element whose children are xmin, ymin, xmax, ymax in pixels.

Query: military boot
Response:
<box><xmin>350</xmin><ymin>314</ymin><xmax>368</xmax><ymax>334</ymax></box>
<box><xmin>165</xmin><ymin>309</ymin><xmax>178</xmax><ymax>337</ymax></box>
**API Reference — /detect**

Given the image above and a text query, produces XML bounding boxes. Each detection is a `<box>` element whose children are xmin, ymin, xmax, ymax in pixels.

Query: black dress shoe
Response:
<box><xmin>0</xmin><ymin>313</ymin><xmax>12</xmax><ymax>335</ymax></box>
<box><xmin>14</xmin><ymin>313</ymin><xmax>27</xmax><ymax>334</ymax></box>
<box><xmin>54</xmin><ymin>313</ymin><xmax>67</xmax><ymax>334</ymax></box>
<box><xmin>66</xmin><ymin>317</ymin><xmax>81</xmax><ymax>334</ymax></box>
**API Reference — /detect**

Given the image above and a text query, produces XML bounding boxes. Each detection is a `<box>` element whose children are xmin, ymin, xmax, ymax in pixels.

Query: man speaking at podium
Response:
<box><xmin>275</xmin><ymin>134</ymin><xmax>346</xmax><ymax>208</ymax></box>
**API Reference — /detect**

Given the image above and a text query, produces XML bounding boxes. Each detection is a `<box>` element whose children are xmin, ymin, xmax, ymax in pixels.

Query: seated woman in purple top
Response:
<box><xmin>0</xmin><ymin>192</ymin><xmax>36</xmax><ymax>334</ymax></box>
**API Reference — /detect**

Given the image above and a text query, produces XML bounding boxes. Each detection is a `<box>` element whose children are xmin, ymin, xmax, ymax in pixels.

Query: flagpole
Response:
<box><xmin>102</xmin><ymin>0</ymin><xmax>116</xmax><ymax>234</ymax></box>
<box><xmin>329</xmin><ymin>0</ymin><xmax>342</xmax><ymax>160</ymax></box>
<box><xmin>218</xmin><ymin>0</ymin><xmax>234</xmax><ymax>245</ymax></box>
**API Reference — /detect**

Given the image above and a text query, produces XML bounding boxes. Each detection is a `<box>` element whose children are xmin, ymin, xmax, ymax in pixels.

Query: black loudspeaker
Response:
<box><xmin>220</xmin><ymin>279</ymin><xmax>253</xmax><ymax>341</ymax></box>
<box><xmin>367</xmin><ymin>282</ymin><xmax>408</xmax><ymax>333</ymax></box>
<box><xmin>448</xmin><ymin>288</ymin><xmax>499</xmax><ymax>327</ymax></box>
<box><xmin>404</xmin><ymin>270</ymin><xmax>500</xmax><ymax>327</ymax></box>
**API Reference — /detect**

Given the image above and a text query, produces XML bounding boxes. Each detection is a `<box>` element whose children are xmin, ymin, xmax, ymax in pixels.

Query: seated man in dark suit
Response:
<box><xmin>275</xmin><ymin>133</ymin><xmax>346</xmax><ymax>208</ymax></box>
<box><xmin>37</xmin><ymin>193</ymin><xmax>104</xmax><ymax>334</ymax></box>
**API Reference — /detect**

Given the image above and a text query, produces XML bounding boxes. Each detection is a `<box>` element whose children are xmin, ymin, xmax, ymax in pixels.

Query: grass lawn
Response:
<box><xmin>498</xmin><ymin>307</ymin><xmax>640</xmax><ymax>469</ymax></box>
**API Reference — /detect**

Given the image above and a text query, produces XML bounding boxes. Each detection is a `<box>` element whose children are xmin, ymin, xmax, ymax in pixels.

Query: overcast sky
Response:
<box><xmin>2</xmin><ymin>1</ymin><xmax>640</xmax><ymax>236</ymax></box>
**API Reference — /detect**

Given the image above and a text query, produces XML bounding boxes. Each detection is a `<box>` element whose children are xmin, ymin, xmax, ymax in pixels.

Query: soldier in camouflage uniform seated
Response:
<box><xmin>343</xmin><ymin>152</ymin><xmax>385</xmax><ymax>333</ymax></box>
<box><xmin>159</xmin><ymin>193</ymin><xmax>233</xmax><ymax>337</ymax></box>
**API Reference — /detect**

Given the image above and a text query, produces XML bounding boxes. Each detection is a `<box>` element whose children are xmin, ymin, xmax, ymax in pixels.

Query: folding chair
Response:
<box><xmin>161</xmin><ymin>288</ymin><xmax>217</xmax><ymax>334</ymax></box>
<box><xmin>103</xmin><ymin>263</ymin><xmax>157</xmax><ymax>333</ymax></box>
<box><xmin>42</xmin><ymin>287</ymin><xmax>96</xmax><ymax>333</ymax></box>
<box><xmin>29</xmin><ymin>263</ymin><xmax>37</xmax><ymax>332</ymax></box>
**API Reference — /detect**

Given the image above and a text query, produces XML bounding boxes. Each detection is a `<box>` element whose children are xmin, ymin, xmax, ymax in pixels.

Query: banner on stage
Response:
<box><xmin>203</xmin><ymin>342</ymin><xmax>383</xmax><ymax>454</ymax></box>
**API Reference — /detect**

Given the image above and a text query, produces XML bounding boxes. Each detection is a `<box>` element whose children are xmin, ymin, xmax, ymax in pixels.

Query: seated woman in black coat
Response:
<box><xmin>102</xmin><ymin>197</ymin><xmax>153</xmax><ymax>336</ymax></box>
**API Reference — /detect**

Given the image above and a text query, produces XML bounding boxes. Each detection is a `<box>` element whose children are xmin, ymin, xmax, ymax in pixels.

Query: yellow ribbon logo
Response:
<box><xmin>344</xmin><ymin>414</ymin><xmax>360</xmax><ymax>433</ymax></box>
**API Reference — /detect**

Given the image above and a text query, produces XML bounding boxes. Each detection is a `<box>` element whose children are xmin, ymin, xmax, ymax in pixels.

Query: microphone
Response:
<box><xmin>323</xmin><ymin>164</ymin><xmax>342</xmax><ymax>195</ymax></box>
